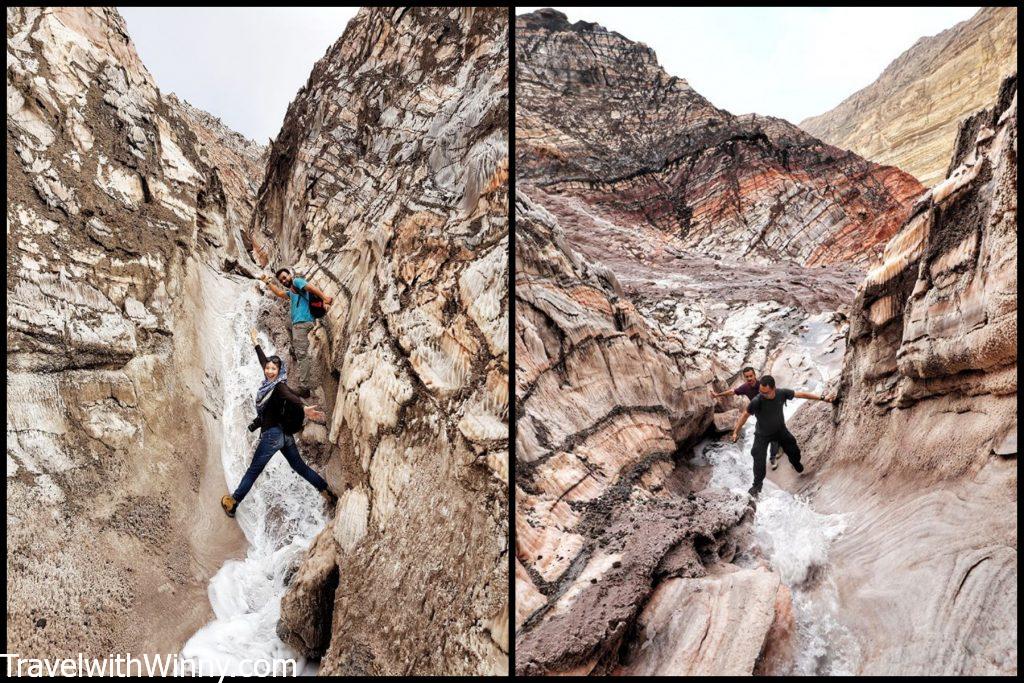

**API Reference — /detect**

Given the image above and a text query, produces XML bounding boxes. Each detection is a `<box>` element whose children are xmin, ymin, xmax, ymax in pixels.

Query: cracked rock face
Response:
<box><xmin>515</xmin><ymin>191</ymin><xmax>779</xmax><ymax>674</ymax></box>
<box><xmin>800</xmin><ymin>7</ymin><xmax>1017</xmax><ymax>188</ymax></box>
<box><xmin>7</xmin><ymin>6</ymin><xmax>264</xmax><ymax>658</ymax></box>
<box><xmin>790</xmin><ymin>75</ymin><xmax>1017</xmax><ymax>675</ymax></box>
<box><xmin>513</xmin><ymin>8</ymin><xmax>951</xmax><ymax>677</ymax></box>
<box><xmin>516</xmin><ymin>9</ymin><xmax>923</xmax><ymax>269</ymax></box>
<box><xmin>260</xmin><ymin>8</ymin><xmax>508</xmax><ymax>675</ymax></box>
<box><xmin>514</xmin><ymin>9</ymin><xmax>923</xmax><ymax>401</ymax></box>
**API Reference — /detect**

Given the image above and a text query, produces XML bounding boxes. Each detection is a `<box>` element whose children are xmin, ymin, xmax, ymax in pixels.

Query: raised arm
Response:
<box><xmin>730</xmin><ymin>410</ymin><xmax>750</xmax><ymax>442</ymax></box>
<box><xmin>250</xmin><ymin>328</ymin><xmax>269</xmax><ymax>366</ymax></box>
<box><xmin>710</xmin><ymin>387</ymin><xmax>736</xmax><ymax>399</ymax></box>
<box><xmin>298</xmin><ymin>278</ymin><xmax>333</xmax><ymax>305</ymax></box>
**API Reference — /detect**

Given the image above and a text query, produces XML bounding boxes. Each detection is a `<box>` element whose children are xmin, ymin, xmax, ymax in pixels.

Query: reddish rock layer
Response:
<box><xmin>258</xmin><ymin>8</ymin><xmax>510</xmax><ymax>675</ymax></box>
<box><xmin>516</xmin><ymin>9</ymin><xmax>923</xmax><ymax>268</ymax></box>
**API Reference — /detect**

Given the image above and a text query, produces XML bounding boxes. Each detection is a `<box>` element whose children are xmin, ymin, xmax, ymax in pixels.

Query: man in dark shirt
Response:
<box><xmin>711</xmin><ymin>366</ymin><xmax>781</xmax><ymax>469</ymax></box>
<box><xmin>730</xmin><ymin>374</ymin><xmax>833</xmax><ymax>497</ymax></box>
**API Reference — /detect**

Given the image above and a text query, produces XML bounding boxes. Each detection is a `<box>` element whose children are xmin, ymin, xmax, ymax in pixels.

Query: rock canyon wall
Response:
<box><xmin>7</xmin><ymin>6</ymin><xmax>509</xmax><ymax>676</ymax></box>
<box><xmin>514</xmin><ymin>8</ymin><xmax>1015</xmax><ymax>677</ymax></box>
<box><xmin>7</xmin><ymin>6</ymin><xmax>263</xmax><ymax>657</ymax></box>
<box><xmin>515</xmin><ymin>190</ymin><xmax>768</xmax><ymax>676</ymax></box>
<box><xmin>513</xmin><ymin>9</ymin><xmax>902</xmax><ymax>675</ymax></box>
<box><xmin>801</xmin><ymin>7</ymin><xmax>1018</xmax><ymax>188</ymax></box>
<box><xmin>252</xmin><ymin>7</ymin><xmax>509</xmax><ymax>676</ymax></box>
<box><xmin>789</xmin><ymin>74</ymin><xmax>1017</xmax><ymax>675</ymax></box>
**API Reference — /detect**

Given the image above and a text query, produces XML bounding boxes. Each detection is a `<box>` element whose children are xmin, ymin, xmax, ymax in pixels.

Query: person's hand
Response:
<box><xmin>259</xmin><ymin>274</ymin><xmax>270</xmax><ymax>283</ymax></box>
<box><xmin>250</xmin><ymin>328</ymin><xmax>259</xmax><ymax>345</ymax></box>
<box><xmin>709</xmin><ymin>389</ymin><xmax>718</xmax><ymax>400</ymax></box>
<box><xmin>730</xmin><ymin>431</ymin><xmax>739</xmax><ymax>443</ymax></box>
<box><xmin>324</xmin><ymin>295</ymin><xmax>334</xmax><ymax>305</ymax></box>
<box><xmin>304</xmin><ymin>404</ymin><xmax>326</xmax><ymax>422</ymax></box>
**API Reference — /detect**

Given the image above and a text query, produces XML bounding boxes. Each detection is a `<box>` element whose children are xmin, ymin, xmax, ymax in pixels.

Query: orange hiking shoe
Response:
<box><xmin>221</xmin><ymin>494</ymin><xmax>238</xmax><ymax>518</ymax></box>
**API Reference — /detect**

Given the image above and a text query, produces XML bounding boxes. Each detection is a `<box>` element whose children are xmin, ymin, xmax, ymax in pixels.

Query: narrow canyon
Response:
<box><xmin>7</xmin><ymin>6</ymin><xmax>508</xmax><ymax>676</ymax></box>
<box><xmin>514</xmin><ymin>9</ymin><xmax>1016</xmax><ymax>676</ymax></box>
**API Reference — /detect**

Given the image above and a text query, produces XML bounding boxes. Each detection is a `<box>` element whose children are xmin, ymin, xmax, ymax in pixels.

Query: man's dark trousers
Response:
<box><xmin>752</xmin><ymin>429</ymin><xmax>801</xmax><ymax>489</ymax></box>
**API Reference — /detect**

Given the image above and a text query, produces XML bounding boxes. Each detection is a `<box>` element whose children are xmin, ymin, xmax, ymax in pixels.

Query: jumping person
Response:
<box><xmin>710</xmin><ymin>366</ymin><xmax>782</xmax><ymax>470</ymax></box>
<box><xmin>220</xmin><ymin>328</ymin><xmax>337</xmax><ymax>518</ymax></box>
<box><xmin>259</xmin><ymin>268</ymin><xmax>333</xmax><ymax>396</ymax></box>
<box><xmin>729</xmin><ymin>375</ymin><xmax>832</xmax><ymax>498</ymax></box>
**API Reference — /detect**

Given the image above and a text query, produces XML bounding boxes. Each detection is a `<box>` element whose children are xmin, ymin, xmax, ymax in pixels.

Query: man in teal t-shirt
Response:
<box><xmin>260</xmin><ymin>268</ymin><xmax>334</xmax><ymax>396</ymax></box>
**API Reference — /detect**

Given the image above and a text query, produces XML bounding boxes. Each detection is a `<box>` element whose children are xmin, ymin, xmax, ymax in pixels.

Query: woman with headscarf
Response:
<box><xmin>220</xmin><ymin>328</ymin><xmax>337</xmax><ymax>518</ymax></box>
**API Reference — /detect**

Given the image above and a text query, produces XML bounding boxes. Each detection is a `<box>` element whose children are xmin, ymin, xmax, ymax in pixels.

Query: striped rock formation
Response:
<box><xmin>516</xmin><ymin>8</ymin><xmax>923</xmax><ymax>268</ymax></box>
<box><xmin>515</xmin><ymin>191</ymin><xmax>794</xmax><ymax>675</ymax></box>
<box><xmin>801</xmin><ymin>7</ymin><xmax>1018</xmax><ymax>187</ymax></box>
<box><xmin>7</xmin><ymin>6</ymin><xmax>263</xmax><ymax>659</ymax></box>
<box><xmin>790</xmin><ymin>74</ymin><xmax>1017</xmax><ymax>675</ymax></box>
<box><xmin>260</xmin><ymin>8</ymin><xmax>510</xmax><ymax>675</ymax></box>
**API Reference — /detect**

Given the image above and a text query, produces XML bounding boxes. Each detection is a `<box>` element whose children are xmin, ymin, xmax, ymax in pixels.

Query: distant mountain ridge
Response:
<box><xmin>800</xmin><ymin>6</ymin><xmax>1018</xmax><ymax>187</ymax></box>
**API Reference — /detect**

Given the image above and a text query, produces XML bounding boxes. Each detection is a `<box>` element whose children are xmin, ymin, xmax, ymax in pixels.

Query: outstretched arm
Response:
<box><xmin>277</xmin><ymin>384</ymin><xmax>326</xmax><ymax>422</ymax></box>
<box><xmin>794</xmin><ymin>391</ymin><xmax>832</xmax><ymax>402</ymax></box>
<box><xmin>709</xmin><ymin>388</ymin><xmax>736</xmax><ymax>399</ymax></box>
<box><xmin>731</xmin><ymin>410</ymin><xmax>750</xmax><ymax>442</ymax></box>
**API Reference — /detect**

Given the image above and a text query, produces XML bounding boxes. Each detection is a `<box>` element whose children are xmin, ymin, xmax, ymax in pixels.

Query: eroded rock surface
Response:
<box><xmin>515</xmin><ymin>191</ymin><xmax>788</xmax><ymax>675</ymax></box>
<box><xmin>7</xmin><ymin>6</ymin><xmax>263</xmax><ymax>658</ymax></box>
<box><xmin>801</xmin><ymin>7</ymin><xmax>1017</xmax><ymax>187</ymax></box>
<box><xmin>516</xmin><ymin>9</ymin><xmax>922</xmax><ymax>268</ymax></box>
<box><xmin>791</xmin><ymin>74</ymin><xmax>1018</xmax><ymax>675</ymax></box>
<box><xmin>512</xmin><ymin>8</ymin><xmax>970</xmax><ymax>678</ymax></box>
<box><xmin>259</xmin><ymin>8</ymin><xmax>509</xmax><ymax>675</ymax></box>
<box><xmin>614</xmin><ymin>566</ymin><xmax>783</xmax><ymax>676</ymax></box>
<box><xmin>514</xmin><ymin>6</ymin><xmax>1015</xmax><ymax>677</ymax></box>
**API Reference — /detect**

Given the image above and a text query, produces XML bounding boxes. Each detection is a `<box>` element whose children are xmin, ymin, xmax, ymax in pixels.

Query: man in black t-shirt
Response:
<box><xmin>729</xmin><ymin>374</ymin><xmax>833</xmax><ymax>497</ymax></box>
<box><xmin>710</xmin><ymin>366</ymin><xmax>781</xmax><ymax>469</ymax></box>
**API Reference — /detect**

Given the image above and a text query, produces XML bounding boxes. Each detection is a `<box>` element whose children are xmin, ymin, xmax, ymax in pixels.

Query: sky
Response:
<box><xmin>119</xmin><ymin>7</ymin><xmax>359</xmax><ymax>143</ymax></box>
<box><xmin>517</xmin><ymin>7</ymin><xmax>981</xmax><ymax>124</ymax></box>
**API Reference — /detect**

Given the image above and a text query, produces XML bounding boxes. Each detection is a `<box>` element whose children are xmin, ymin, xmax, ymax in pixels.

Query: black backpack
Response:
<box><xmin>280</xmin><ymin>397</ymin><xmax>305</xmax><ymax>435</ymax></box>
<box><xmin>299</xmin><ymin>280</ymin><xmax>327</xmax><ymax>319</ymax></box>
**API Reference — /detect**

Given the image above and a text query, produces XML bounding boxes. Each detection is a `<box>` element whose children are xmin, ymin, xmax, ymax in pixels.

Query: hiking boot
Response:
<box><xmin>747</xmin><ymin>484</ymin><xmax>762</xmax><ymax>498</ymax></box>
<box><xmin>221</xmin><ymin>494</ymin><xmax>238</xmax><ymax>518</ymax></box>
<box><xmin>769</xmin><ymin>451</ymin><xmax>779</xmax><ymax>470</ymax></box>
<box><xmin>793</xmin><ymin>461</ymin><xmax>805</xmax><ymax>474</ymax></box>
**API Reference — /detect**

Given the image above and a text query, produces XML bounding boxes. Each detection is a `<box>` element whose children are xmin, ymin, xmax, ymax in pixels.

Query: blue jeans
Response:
<box><xmin>232</xmin><ymin>427</ymin><xmax>327</xmax><ymax>503</ymax></box>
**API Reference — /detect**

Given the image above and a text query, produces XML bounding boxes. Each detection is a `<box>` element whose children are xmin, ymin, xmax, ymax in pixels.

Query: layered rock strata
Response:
<box><xmin>257</xmin><ymin>8</ymin><xmax>510</xmax><ymax>676</ymax></box>
<box><xmin>7</xmin><ymin>6</ymin><xmax>263</xmax><ymax>657</ymax></box>
<box><xmin>515</xmin><ymin>192</ymin><xmax>791</xmax><ymax>675</ymax></box>
<box><xmin>516</xmin><ymin>9</ymin><xmax>923</xmax><ymax>268</ymax></box>
<box><xmin>514</xmin><ymin>6</ymin><xmax>1016</xmax><ymax>677</ymax></box>
<box><xmin>790</xmin><ymin>74</ymin><xmax>1018</xmax><ymax>675</ymax></box>
<box><xmin>801</xmin><ymin>7</ymin><xmax>1018</xmax><ymax>187</ymax></box>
